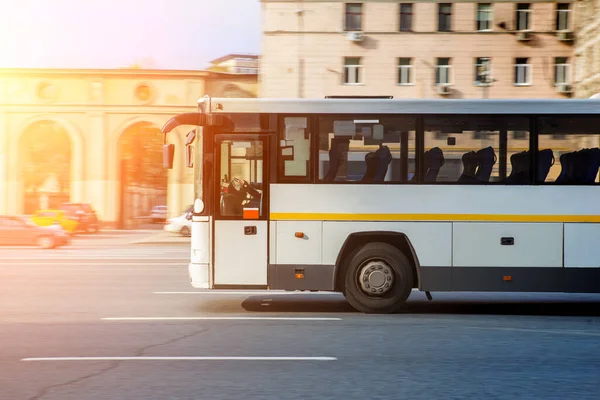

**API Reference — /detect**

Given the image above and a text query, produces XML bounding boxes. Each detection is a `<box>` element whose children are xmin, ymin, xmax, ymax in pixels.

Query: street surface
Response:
<box><xmin>1</xmin><ymin>232</ymin><xmax>600</xmax><ymax>399</ymax></box>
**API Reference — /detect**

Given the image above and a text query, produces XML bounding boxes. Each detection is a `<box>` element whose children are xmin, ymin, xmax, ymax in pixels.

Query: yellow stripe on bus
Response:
<box><xmin>269</xmin><ymin>213</ymin><xmax>600</xmax><ymax>223</ymax></box>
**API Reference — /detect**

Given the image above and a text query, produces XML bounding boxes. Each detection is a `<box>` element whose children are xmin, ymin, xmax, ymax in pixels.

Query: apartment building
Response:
<box><xmin>260</xmin><ymin>0</ymin><xmax>577</xmax><ymax>98</ymax></box>
<box><xmin>574</xmin><ymin>0</ymin><xmax>600</xmax><ymax>97</ymax></box>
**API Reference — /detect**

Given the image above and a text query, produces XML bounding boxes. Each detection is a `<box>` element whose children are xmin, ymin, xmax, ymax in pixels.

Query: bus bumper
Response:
<box><xmin>189</xmin><ymin>262</ymin><xmax>210</xmax><ymax>289</ymax></box>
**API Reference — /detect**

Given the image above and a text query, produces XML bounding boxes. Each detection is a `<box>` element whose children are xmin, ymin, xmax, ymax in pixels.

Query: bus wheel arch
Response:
<box><xmin>334</xmin><ymin>231</ymin><xmax>421</xmax><ymax>294</ymax></box>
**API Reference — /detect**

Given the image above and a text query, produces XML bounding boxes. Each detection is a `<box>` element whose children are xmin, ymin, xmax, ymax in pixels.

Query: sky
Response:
<box><xmin>0</xmin><ymin>0</ymin><xmax>261</xmax><ymax>70</ymax></box>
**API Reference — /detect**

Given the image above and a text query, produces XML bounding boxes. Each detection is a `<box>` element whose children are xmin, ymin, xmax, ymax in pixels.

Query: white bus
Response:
<box><xmin>160</xmin><ymin>96</ymin><xmax>600</xmax><ymax>313</ymax></box>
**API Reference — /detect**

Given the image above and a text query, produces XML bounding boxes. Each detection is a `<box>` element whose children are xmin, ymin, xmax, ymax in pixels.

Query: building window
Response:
<box><xmin>477</xmin><ymin>4</ymin><xmax>493</xmax><ymax>31</ymax></box>
<box><xmin>398</xmin><ymin>58</ymin><xmax>413</xmax><ymax>85</ymax></box>
<box><xmin>438</xmin><ymin>4</ymin><xmax>452</xmax><ymax>32</ymax></box>
<box><xmin>436</xmin><ymin>58</ymin><xmax>451</xmax><ymax>85</ymax></box>
<box><xmin>554</xmin><ymin>57</ymin><xmax>570</xmax><ymax>85</ymax></box>
<box><xmin>514</xmin><ymin>58</ymin><xmax>531</xmax><ymax>85</ymax></box>
<box><xmin>516</xmin><ymin>4</ymin><xmax>531</xmax><ymax>31</ymax></box>
<box><xmin>344</xmin><ymin>57</ymin><xmax>363</xmax><ymax>84</ymax></box>
<box><xmin>556</xmin><ymin>3</ymin><xmax>570</xmax><ymax>30</ymax></box>
<box><xmin>345</xmin><ymin>3</ymin><xmax>363</xmax><ymax>31</ymax></box>
<box><xmin>399</xmin><ymin>4</ymin><xmax>413</xmax><ymax>31</ymax></box>
<box><xmin>475</xmin><ymin>57</ymin><xmax>492</xmax><ymax>85</ymax></box>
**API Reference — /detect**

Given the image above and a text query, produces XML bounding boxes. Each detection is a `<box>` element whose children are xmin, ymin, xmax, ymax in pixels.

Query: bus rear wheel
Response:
<box><xmin>343</xmin><ymin>242</ymin><xmax>413</xmax><ymax>314</ymax></box>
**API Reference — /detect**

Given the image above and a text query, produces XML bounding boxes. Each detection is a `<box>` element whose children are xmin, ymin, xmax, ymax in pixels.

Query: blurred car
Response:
<box><xmin>0</xmin><ymin>215</ymin><xmax>69</xmax><ymax>249</ymax></box>
<box><xmin>150</xmin><ymin>205</ymin><xmax>168</xmax><ymax>223</ymax></box>
<box><xmin>30</xmin><ymin>209</ymin><xmax>78</xmax><ymax>235</ymax></box>
<box><xmin>164</xmin><ymin>211</ymin><xmax>192</xmax><ymax>236</ymax></box>
<box><xmin>59</xmin><ymin>203</ymin><xmax>99</xmax><ymax>233</ymax></box>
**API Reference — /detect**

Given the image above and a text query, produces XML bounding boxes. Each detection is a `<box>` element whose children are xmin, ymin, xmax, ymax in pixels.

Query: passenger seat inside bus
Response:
<box><xmin>457</xmin><ymin>151</ymin><xmax>479</xmax><ymax>183</ymax></box>
<box><xmin>362</xmin><ymin>145</ymin><xmax>392</xmax><ymax>182</ymax></box>
<box><xmin>323</xmin><ymin>139</ymin><xmax>347</xmax><ymax>182</ymax></box>
<box><xmin>474</xmin><ymin>146</ymin><xmax>497</xmax><ymax>182</ymax></box>
<box><xmin>457</xmin><ymin>147</ymin><xmax>497</xmax><ymax>183</ymax></box>
<box><xmin>558</xmin><ymin>148</ymin><xmax>600</xmax><ymax>184</ymax></box>
<box><xmin>422</xmin><ymin>147</ymin><xmax>445</xmax><ymax>183</ymax></box>
<box><xmin>505</xmin><ymin>149</ymin><xmax>555</xmax><ymax>184</ymax></box>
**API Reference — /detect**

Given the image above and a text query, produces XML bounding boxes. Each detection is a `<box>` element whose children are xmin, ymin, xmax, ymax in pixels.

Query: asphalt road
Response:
<box><xmin>1</xmin><ymin>240</ymin><xmax>600</xmax><ymax>400</ymax></box>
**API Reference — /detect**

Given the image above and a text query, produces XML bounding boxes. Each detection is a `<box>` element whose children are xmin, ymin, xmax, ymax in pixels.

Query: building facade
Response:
<box><xmin>574</xmin><ymin>0</ymin><xmax>600</xmax><ymax>97</ymax></box>
<box><xmin>0</xmin><ymin>59</ymin><xmax>257</xmax><ymax>228</ymax></box>
<box><xmin>260</xmin><ymin>0</ymin><xmax>577</xmax><ymax>99</ymax></box>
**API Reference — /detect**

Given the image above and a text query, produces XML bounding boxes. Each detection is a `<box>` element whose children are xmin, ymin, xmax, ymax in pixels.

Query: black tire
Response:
<box><xmin>180</xmin><ymin>226</ymin><xmax>190</xmax><ymax>236</ymax></box>
<box><xmin>343</xmin><ymin>242</ymin><xmax>414</xmax><ymax>314</ymax></box>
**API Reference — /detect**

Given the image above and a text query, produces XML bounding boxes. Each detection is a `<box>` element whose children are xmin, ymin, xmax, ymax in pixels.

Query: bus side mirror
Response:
<box><xmin>185</xmin><ymin>145</ymin><xmax>194</xmax><ymax>168</ymax></box>
<box><xmin>163</xmin><ymin>144</ymin><xmax>175</xmax><ymax>169</ymax></box>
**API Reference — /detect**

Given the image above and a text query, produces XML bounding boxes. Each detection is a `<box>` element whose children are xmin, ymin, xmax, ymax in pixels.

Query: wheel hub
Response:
<box><xmin>358</xmin><ymin>261</ymin><xmax>394</xmax><ymax>296</ymax></box>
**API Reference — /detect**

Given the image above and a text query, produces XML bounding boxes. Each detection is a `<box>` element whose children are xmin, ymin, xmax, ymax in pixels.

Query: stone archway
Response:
<box><xmin>117</xmin><ymin>121</ymin><xmax>167</xmax><ymax>228</ymax></box>
<box><xmin>18</xmin><ymin>120</ymin><xmax>72</xmax><ymax>214</ymax></box>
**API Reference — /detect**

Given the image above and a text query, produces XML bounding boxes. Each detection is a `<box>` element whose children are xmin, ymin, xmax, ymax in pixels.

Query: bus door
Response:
<box><xmin>213</xmin><ymin>135</ymin><xmax>269</xmax><ymax>286</ymax></box>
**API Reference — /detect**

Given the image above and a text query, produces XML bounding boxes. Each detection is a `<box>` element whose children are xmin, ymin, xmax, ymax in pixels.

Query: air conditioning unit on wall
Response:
<box><xmin>557</xmin><ymin>83</ymin><xmax>573</xmax><ymax>94</ymax></box>
<box><xmin>347</xmin><ymin>31</ymin><xmax>364</xmax><ymax>42</ymax></box>
<box><xmin>437</xmin><ymin>84</ymin><xmax>452</xmax><ymax>95</ymax></box>
<box><xmin>556</xmin><ymin>30</ymin><xmax>574</xmax><ymax>42</ymax></box>
<box><xmin>516</xmin><ymin>31</ymin><xmax>532</xmax><ymax>41</ymax></box>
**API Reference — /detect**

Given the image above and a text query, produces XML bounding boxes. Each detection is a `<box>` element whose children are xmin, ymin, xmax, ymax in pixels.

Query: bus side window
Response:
<box><xmin>317</xmin><ymin>116</ymin><xmax>415</xmax><ymax>183</ymax></box>
<box><xmin>423</xmin><ymin>116</ymin><xmax>531</xmax><ymax>184</ymax></box>
<box><xmin>279</xmin><ymin>117</ymin><xmax>311</xmax><ymax>181</ymax></box>
<box><xmin>538</xmin><ymin>116</ymin><xmax>600</xmax><ymax>184</ymax></box>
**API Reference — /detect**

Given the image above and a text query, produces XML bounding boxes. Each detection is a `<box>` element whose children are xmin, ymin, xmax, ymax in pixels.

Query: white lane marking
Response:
<box><xmin>154</xmin><ymin>289</ymin><xmax>419</xmax><ymax>295</ymax></box>
<box><xmin>102</xmin><ymin>317</ymin><xmax>342</xmax><ymax>321</ymax></box>
<box><xmin>153</xmin><ymin>291</ymin><xmax>341</xmax><ymax>295</ymax></box>
<box><xmin>469</xmin><ymin>326</ymin><xmax>600</xmax><ymax>337</ymax></box>
<box><xmin>2</xmin><ymin>263</ymin><xmax>186</xmax><ymax>266</ymax></box>
<box><xmin>22</xmin><ymin>356</ymin><xmax>337</xmax><ymax>362</ymax></box>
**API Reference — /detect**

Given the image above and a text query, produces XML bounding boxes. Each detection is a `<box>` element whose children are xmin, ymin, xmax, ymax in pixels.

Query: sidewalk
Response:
<box><xmin>129</xmin><ymin>231</ymin><xmax>190</xmax><ymax>245</ymax></box>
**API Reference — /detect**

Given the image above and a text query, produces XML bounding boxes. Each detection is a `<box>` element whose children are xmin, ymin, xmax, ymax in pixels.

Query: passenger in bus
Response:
<box><xmin>221</xmin><ymin>178</ymin><xmax>261</xmax><ymax>216</ymax></box>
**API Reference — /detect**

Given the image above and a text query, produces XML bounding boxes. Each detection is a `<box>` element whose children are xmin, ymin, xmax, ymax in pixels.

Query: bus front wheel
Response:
<box><xmin>343</xmin><ymin>242</ymin><xmax>413</xmax><ymax>314</ymax></box>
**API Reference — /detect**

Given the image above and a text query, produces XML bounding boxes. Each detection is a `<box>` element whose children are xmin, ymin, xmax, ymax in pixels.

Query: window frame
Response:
<box><xmin>276</xmin><ymin>114</ymin><xmax>314</xmax><ymax>183</ymax></box>
<box><xmin>315</xmin><ymin>114</ymin><xmax>418</xmax><ymax>185</ymax></box>
<box><xmin>345</xmin><ymin>3</ymin><xmax>363</xmax><ymax>32</ymax></box>
<box><xmin>514</xmin><ymin>58</ymin><xmax>531</xmax><ymax>86</ymax></box>
<box><xmin>399</xmin><ymin>3</ymin><xmax>413</xmax><ymax>32</ymax></box>
<box><xmin>554</xmin><ymin>57</ymin><xmax>570</xmax><ymax>85</ymax></box>
<box><xmin>474</xmin><ymin>57</ymin><xmax>492</xmax><ymax>86</ymax></box>
<box><xmin>213</xmin><ymin>133</ymin><xmax>270</xmax><ymax>221</ymax></box>
<box><xmin>397</xmin><ymin>57</ymin><xmax>414</xmax><ymax>86</ymax></box>
<box><xmin>343</xmin><ymin>57</ymin><xmax>364</xmax><ymax>85</ymax></box>
<box><xmin>516</xmin><ymin>3</ymin><xmax>531</xmax><ymax>31</ymax></box>
<box><xmin>436</xmin><ymin>58</ymin><xmax>452</xmax><ymax>85</ymax></box>
<box><xmin>556</xmin><ymin>3</ymin><xmax>571</xmax><ymax>31</ymax></box>
<box><xmin>438</xmin><ymin>3</ymin><xmax>452</xmax><ymax>32</ymax></box>
<box><xmin>476</xmin><ymin>3</ymin><xmax>493</xmax><ymax>32</ymax></box>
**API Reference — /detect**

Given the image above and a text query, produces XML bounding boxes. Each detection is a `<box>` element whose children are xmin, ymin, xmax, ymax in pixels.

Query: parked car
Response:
<box><xmin>59</xmin><ymin>203</ymin><xmax>99</xmax><ymax>233</ymax></box>
<box><xmin>30</xmin><ymin>209</ymin><xmax>78</xmax><ymax>235</ymax></box>
<box><xmin>164</xmin><ymin>211</ymin><xmax>192</xmax><ymax>236</ymax></box>
<box><xmin>150</xmin><ymin>205</ymin><xmax>168</xmax><ymax>223</ymax></box>
<box><xmin>0</xmin><ymin>215</ymin><xmax>70</xmax><ymax>249</ymax></box>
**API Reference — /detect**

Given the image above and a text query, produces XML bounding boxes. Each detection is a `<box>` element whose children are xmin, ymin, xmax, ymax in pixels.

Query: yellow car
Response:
<box><xmin>30</xmin><ymin>210</ymin><xmax>79</xmax><ymax>234</ymax></box>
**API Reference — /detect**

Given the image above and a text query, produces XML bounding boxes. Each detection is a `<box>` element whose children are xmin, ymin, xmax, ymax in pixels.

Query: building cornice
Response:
<box><xmin>0</xmin><ymin>68</ymin><xmax>212</xmax><ymax>80</ymax></box>
<box><xmin>261</xmin><ymin>0</ymin><xmax>575</xmax><ymax>3</ymax></box>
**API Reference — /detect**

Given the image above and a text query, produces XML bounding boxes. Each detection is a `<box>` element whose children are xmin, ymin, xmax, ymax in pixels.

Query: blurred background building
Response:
<box><xmin>0</xmin><ymin>54</ymin><xmax>258</xmax><ymax>228</ymax></box>
<box><xmin>260</xmin><ymin>0</ymin><xmax>579</xmax><ymax>98</ymax></box>
<box><xmin>574</xmin><ymin>0</ymin><xmax>600</xmax><ymax>97</ymax></box>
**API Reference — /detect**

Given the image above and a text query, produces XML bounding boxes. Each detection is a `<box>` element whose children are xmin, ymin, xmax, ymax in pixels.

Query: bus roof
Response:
<box><xmin>199</xmin><ymin>97</ymin><xmax>600</xmax><ymax>115</ymax></box>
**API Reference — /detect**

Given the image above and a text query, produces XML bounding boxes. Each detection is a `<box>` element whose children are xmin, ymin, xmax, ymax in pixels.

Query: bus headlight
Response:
<box><xmin>193</xmin><ymin>198</ymin><xmax>205</xmax><ymax>214</ymax></box>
